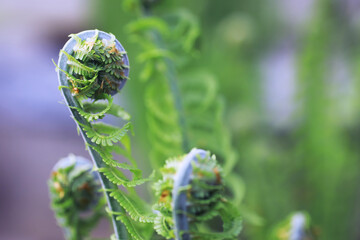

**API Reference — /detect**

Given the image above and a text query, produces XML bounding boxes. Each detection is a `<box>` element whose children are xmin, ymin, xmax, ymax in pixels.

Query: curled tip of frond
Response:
<box><xmin>152</xmin><ymin>148</ymin><xmax>241</xmax><ymax>239</ymax></box>
<box><xmin>57</xmin><ymin>29</ymin><xmax>130</xmax><ymax>100</ymax></box>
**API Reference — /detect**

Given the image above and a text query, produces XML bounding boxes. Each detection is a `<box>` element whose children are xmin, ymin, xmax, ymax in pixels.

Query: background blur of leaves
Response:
<box><xmin>1</xmin><ymin>0</ymin><xmax>360</xmax><ymax>239</ymax></box>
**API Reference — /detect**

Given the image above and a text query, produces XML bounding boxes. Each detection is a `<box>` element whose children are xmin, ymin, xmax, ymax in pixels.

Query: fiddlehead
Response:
<box><xmin>56</xmin><ymin>29</ymin><xmax>154</xmax><ymax>240</ymax></box>
<box><xmin>48</xmin><ymin>154</ymin><xmax>105</xmax><ymax>240</ymax></box>
<box><xmin>152</xmin><ymin>148</ymin><xmax>242</xmax><ymax>240</ymax></box>
<box><xmin>270</xmin><ymin>212</ymin><xmax>317</xmax><ymax>240</ymax></box>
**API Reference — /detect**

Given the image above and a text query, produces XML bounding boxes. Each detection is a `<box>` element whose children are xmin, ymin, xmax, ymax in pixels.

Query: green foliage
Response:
<box><xmin>125</xmin><ymin>1</ymin><xmax>242</xmax><ymax>202</ymax></box>
<box><xmin>48</xmin><ymin>155</ymin><xmax>105</xmax><ymax>240</ymax></box>
<box><xmin>94</xmin><ymin>0</ymin><xmax>360</xmax><ymax>239</ymax></box>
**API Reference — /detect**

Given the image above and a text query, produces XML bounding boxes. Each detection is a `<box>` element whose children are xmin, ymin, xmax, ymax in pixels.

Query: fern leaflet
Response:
<box><xmin>109</xmin><ymin>189</ymin><xmax>156</xmax><ymax>223</ymax></box>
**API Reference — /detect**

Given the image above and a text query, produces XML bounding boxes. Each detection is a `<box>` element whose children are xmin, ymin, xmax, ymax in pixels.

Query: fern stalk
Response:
<box><xmin>143</xmin><ymin>6</ymin><xmax>191</xmax><ymax>153</ymax></box>
<box><xmin>172</xmin><ymin>148</ymin><xmax>207</xmax><ymax>240</ymax></box>
<box><xmin>57</xmin><ymin>30</ymin><xmax>128</xmax><ymax>239</ymax></box>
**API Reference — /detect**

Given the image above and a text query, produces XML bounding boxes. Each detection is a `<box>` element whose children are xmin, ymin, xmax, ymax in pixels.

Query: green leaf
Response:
<box><xmin>73</xmin><ymin>94</ymin><xmax>113</xmax><ymax>122</ymax></box>
<box><xmin>79</xmin><ymin>122</ymin><xmax>132</xmax><ymax>147</ymax></box>
<box><xmin>83</xmin><ymin>102</ymin><xmax>131</xmax><ymax>120</ymax></box>
<box><xmin>109</xmin><ymin>190</ymin><xmax>156</xmax><ymax>223</ymax></box>
<box><xmin>116</xmin><ymin>214</ymin><xmax>145</xmax><ymax>240</ymax></box>
<box><xmin>98</xmin><ymin>167</ymin><xmax>150</xmax><ymax>187</ymax></box>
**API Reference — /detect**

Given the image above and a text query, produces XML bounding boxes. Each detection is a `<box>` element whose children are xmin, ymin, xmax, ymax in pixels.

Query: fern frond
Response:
<box><xmin>61</xmin><ymin>50</ymin><xmax>98</xmax><ymax>77</ymax></box>
<box><xmin>109</xmin><ymin>190</ymin><xmax>156</xmax><ymax>223</ymax></box>
<box><xmin>154</xmin><ymin>215</ymin><xmax>174</xmax><ymax>239</ymax></box>
<box><xmin>82</xmin><ymin>101</ymin><xmax>131</xmax><ymax>120</ymax></box>
<box><xmin>79</xmin><ymin>121</ymin><xmax>131</xmax><ymax>146</ymax></box>
<box><xmin>98</xmin><ymin>167</ymin><xmax>150</xmax><ymax>187</ymax></box>
<box><xmin>88</xmin><ymin>144</ymin><xmax>132</xmax><ymax>170</ymax></box>
<box><xmin>145</xmin><ymin>78</ymin><xmax>183</xmax><ymax>167</ymax></box>
<box><xmin>115</xmin><ymin>214</ymin><xmax>145</xmax><ymax>240</ymax></box>
<box><xmin>72</xmin><ymin>94</ymin><xmax>113</xmax><ymax>122</ymax></box>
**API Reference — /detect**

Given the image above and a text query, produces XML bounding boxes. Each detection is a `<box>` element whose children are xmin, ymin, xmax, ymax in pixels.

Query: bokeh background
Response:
<box><xmin>1</xmin><ymin>0</ymin><xmax>360</xmax><ymax>239</ymax></box>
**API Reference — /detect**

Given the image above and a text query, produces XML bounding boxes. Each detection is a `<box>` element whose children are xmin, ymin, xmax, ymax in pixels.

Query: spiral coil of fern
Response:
<box><xmin>56</xmin><ymin>29</ymin><xmax>138</xmax><ymax>240</ymax></box>
<box><xmin>48</xmin><ymin>154</ymin><xmax>104</xmax><ymax>240</ymax></box>
<box><xmin>152</xmin><ymin>148</ymin><xmax>242</xmax><ymax>240</ymax></box>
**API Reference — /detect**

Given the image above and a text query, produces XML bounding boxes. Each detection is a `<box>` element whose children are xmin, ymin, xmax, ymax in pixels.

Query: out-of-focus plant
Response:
<box><xmin>269</xmin><ymin>212</ymin><xmax>316</xmax><ymax>240</ymax></box>
<box><xmin>48</xmin><ymin>154</ymin><xmax>105</xmax><ymax>240</ymax></box>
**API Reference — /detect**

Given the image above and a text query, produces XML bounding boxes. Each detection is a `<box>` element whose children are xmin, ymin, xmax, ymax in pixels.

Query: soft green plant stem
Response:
<box><xmin>59</xmin><ymin>87</ymin><xmax>128</xmax><ymax>239</ymax></box>
<box><xmin>143</xmin><ymin>6</ymin><xmax>191</xmax><ymax>153</ymax></box>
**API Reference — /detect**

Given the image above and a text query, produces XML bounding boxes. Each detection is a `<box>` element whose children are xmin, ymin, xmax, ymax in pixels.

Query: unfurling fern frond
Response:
<box><xmin>56</xmin><ymin>29</ymin><xmax>153</xmax><ymax>240</ymax></box>
<box><xmin>48</xmin><ymin>154</ymin><xmax>105</xmax><ymax>240</ymax></box>
<box><xmin>152</xmin><ymin>148</ymin><xmax>242</xmax><ymax>240</ymax></box>
<box><xmin>269</xmin><ymin>212</ymin><xmax>317</xmax><ymax>240</ymax></box>
<box><xmin>57</xmin><ymin>29</ymin><xmax>129</xmax><ymax>100</ymax></box>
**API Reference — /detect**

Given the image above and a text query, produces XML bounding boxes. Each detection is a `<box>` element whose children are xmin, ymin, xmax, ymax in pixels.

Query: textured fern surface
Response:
<box><xmin>48</xmin><ymin>155</ymin><xmax>105</xmax><ymax>240</ymax></box>
<box><xmin>56</xmin><ymin>29</ymin><xmax>153</xmax><ymax>240</ymax></box>
<box><xmin>152</xmin><ymin>148</ymin><xmax>242</xmax><ymax>240</ymax></box>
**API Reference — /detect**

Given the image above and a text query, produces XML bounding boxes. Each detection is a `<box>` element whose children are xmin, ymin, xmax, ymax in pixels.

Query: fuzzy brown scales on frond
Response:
<box><xmin>58</xmin><ymin>30</ymin><xmax>129</xmax><ymax>100</ymax></box>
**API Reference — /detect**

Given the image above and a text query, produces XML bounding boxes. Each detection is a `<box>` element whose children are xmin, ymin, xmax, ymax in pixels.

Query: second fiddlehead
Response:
<box><xmin>152</xmin><ymin>148</ymin><xmax>242</xmax><ymax>239</ymax></box>
<box><xmin>48</xmin><ymin>154</ymin><xmax>105</xmax><ymax>240</ymax></box>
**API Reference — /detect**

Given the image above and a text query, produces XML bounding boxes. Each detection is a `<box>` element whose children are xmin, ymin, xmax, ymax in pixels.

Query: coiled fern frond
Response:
<box><xmin>56</xmin><ymin>29</ymin><xmax>154</xmax><ymax>240</ymax></box>
<box><xmin>152</xmin><ymin>148</ymin><xmax>242</xmax><ymax>240</ymax></box>
<box><xmin>55</xmin><ymin>29</ymin><xmax>129</xmax><ymax>100</ymax></box>
<box><xmin>48</xmin><ymin>154</ymin><xmax>105</xmax><ymax>240</ymax></box>
<box><xmin>270</xmin><ymin>212</ymin><xmax>317</xmax><ymax>240</ymax></box>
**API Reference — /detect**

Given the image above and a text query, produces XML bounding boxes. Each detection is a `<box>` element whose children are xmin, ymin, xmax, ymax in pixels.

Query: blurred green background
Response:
<box><xmin>0</xmin><ymin>0</ymin><xmax>360</xmax><ymax>239</ymax></box>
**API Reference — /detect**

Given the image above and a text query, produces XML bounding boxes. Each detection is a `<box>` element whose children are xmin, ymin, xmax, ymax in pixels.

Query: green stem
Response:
<box><xmin>58</xmin><ymin>73</ymin><xmax>128</xmax><ymax>240</ymax></box>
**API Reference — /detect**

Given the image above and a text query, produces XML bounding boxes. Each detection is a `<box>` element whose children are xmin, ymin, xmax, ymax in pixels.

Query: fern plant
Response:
<box><xmin>51</xmin><ymin>7</ymin><xmax>243</xmax><ymax>239</ymax></box>
<box><xmin>55</xmin><ymin>29</ymin><xmax>155</xmax><ymax>239</ymax></box>
<box><xmin>123</xmin><ymin>0</ymin><xmax>243</xmax><ymax>206</ymax></box>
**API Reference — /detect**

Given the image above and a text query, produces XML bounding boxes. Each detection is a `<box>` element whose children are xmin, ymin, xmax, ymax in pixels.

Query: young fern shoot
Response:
<box><xmin>49</xmin><ymin>155</ymin><xmax>105</xmax><ymax>240</ymax></box>
<box><xmin>55</xmin><ymin>30</ymin><xmax>153</xmax><ymax>240</ymax></box>
<box><xmin>153</xmin><ymin>148</ymin><xmax>242</xmax><ymax>239</ymax></box>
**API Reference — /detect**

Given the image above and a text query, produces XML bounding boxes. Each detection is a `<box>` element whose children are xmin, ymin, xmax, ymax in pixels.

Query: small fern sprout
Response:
<box><xmin>56</xmin><ymin>29</ymin><xmax>129</xmax><ymax>100</ymax></box>
<box><xmin>270</xmin><ymin>212</ymin><xmax>317</xmax><ymax>240</ymax></box>
<box><xmin>152</xmin><ymin>148</ymin><xmax>242</xmax><ymax>240</ymax></box>
<box><xmin>48</xmin><ymin>154</ymin><xmax>105</xmax><ymax>240</ymax></box>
